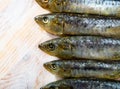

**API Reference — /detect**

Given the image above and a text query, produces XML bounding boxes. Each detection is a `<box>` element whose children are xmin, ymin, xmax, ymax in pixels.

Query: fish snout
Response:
<box><xmin>34</xmin><ymin>16</ymin><xmax>41</xmax><ymax>23</ymax></box>
<box><xmin>38</xmin><ymin>44</ymin><xmax>42</xmax><ymax>49</ymax></box>
<box><xmin>38</xmin><ymin>43</ymin><xmax>45</xmax><ymax>50</ymax></box>
<box><xmin>43</xmin><ymin>63</ymin><xmax>48</xmax><ymax>68</ymax></box>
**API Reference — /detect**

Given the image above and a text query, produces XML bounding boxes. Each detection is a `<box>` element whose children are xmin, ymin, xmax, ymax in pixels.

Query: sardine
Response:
<box><xmin>35</xmin><ymin>0</ymin><xmax>120</xmax><ymax>17</ymax></box>
<box><xmin>35</xmin><ymin>13</ymin><xmax>120</xmax><ymax>37</ymax></box>
<box><xmin>39</xmin><ymin>36</ymin><xmax>120</xmax><ymax>60</ymax></box>
<box><xmin>44</xmin><ymin>60</ymin><xmax>120</xmax><ymax>79</ymax></box>
<box><xmin>40</xmin><ymin>78</ymin><xmax>120</xmax><ymax>89</ymax></box>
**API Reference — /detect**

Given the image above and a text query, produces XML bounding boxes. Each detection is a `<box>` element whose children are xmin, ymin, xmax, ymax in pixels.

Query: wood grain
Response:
<box><xmin>0</xmin><ymin>0</ymin><xmax>58</xmax><ymax>89</ymax></box>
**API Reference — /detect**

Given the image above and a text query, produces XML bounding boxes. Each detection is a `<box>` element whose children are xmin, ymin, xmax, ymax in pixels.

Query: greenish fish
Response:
<box><xmin>44</xmin><ymin>60</ymin><xmax>120</xmax><ymax>79</ymax></box>
<box><xmin>35</xmin><ymin>0</ymin><xmax>120</xmax><ymax>17</ymax></box>
<box><xmin>40</xmin><ymin>78</ymin><xmax>120</xmax><ymax>89</ymax></box>
<box><xmin>35</xmin><ymin>13</ymin><xmax>120</xmax><ymax>37</ymax></box>
<box><xmin>39</xmin><ymin>36</ymin><xmax>120</xmax><ymax>60</ymax></box>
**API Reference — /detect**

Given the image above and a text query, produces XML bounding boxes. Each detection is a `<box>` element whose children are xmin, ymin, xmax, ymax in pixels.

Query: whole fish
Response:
<box><xmin>35</xmin><ymin>13</ymin><xmax>120</xmax><ymax>37</ymax></box>
<box><xmin>44</xmin><ymin>60</ymin><xmax>120</xmax><ymax>79</ymax></box>
<box><xmin>40</xmin><ymin>78</ymin><xmax>120</xmax><ymax>89</ymax></box>
<box><xmin>35</xmin><ymin>0</ymin><xmax>120</xmax><ymax>17</ymax></box>
<box><xmin>39</xmin><ymin>36</ymin><xmax>120</xmax><ymax>60</ymax></box>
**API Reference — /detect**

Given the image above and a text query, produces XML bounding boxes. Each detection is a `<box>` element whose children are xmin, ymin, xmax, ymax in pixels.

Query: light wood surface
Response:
<box><xmin>0</xmin><ymin>0</ymin><xmax>58</xmax><ymax>89</ymax></box>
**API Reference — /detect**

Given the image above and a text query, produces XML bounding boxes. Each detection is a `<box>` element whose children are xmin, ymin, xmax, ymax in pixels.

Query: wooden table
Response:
<box><xmin>0</xmin><ymin>0</ymin><xmax>57</xmax><ymax>89</ymax></box>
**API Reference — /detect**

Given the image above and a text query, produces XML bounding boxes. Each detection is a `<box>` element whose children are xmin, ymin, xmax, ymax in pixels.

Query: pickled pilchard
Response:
<box><xmin>44</xmin><ymin>60</ymin><xmax>120</xmax><ymax>79</ymax></box>
<box><xmin>35</xmin><ymin>0</ymin><xmax>120</xmax><ymax>17</ymax></box>
<box><xmin>39</xmin><ymin>36</ymin><xmax>120</xmax><ymax>60</ymax></box>
<box><xmin>40</xmin><ymin>78</ymin><xmax>120</xmax><ymax>89</ymax></box>
<box><xmin>35</xmin><ymin>13</ymin><xmax>120</xmax><ymax>37</ymax></box>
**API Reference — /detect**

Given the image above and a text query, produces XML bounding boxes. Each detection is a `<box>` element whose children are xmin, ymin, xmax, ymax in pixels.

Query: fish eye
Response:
<box><xmin>42</xmin><ymin>0</ymin><xmax>49</xmax><ymax>3</ymax></box>
<box><xmin>51</xmin><ymin>64</ymin><xmax>57</xmax><ymax>70</ymax></box>
<box><xmin>43</xmin><ymin>16</ymin><xmax>49</xmax><ymax>23</ymax></box>
<box><xmin>47</xmin><ymin>43</ymin><xmax>55</xmax><ymax>51</ymax></box>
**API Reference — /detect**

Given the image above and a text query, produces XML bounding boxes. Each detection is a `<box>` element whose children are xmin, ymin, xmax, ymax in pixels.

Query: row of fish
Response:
<box><xmin>35</xmin><ymin>0</ymin><xmax>120</xmax><ymax>89</ymax></box>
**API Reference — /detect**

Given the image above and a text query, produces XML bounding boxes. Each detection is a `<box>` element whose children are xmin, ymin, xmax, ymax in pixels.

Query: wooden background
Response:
<box><xmin>0</xmin><ymin>0</ymin><xmax>58</xmax><ymax>89</ymax></box>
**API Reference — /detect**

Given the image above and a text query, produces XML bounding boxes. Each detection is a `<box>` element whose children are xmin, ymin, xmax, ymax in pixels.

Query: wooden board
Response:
<box><xmin>0</xmin><ymin>0</ymin><xmax>58</xmax><ymax>89</ymax></box>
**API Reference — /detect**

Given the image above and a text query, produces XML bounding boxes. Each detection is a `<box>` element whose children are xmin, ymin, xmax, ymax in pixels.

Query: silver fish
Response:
<box><xmin>36</xmin><ymin>0</ymin><xmax>120</xmax><ymax>17</ymax></box>
<box><xmin>40</xmin><ymin>78</ymin><xmax>120</xmax><ymax>89</ymax></box>
<box><xmin>39</xmin><ymin>36</ymin><xmax>120</xmax><ymax>60</ymax></box>
<box><xmin>35</xmin><ymin>13</ymin><xmax>120</xmax><ymax>37</ymax></box>
<box><xmin>44</xmin><ymin>60</ymin><xmax>120</xmax><ymax>79</ymax></box>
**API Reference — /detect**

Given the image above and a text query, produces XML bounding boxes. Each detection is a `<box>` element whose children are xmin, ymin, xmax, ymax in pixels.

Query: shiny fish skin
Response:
<box><xmin>36</xmin><ymin>0</ymin><xmax>120</xmax><ymax>17</ymax></box>
<box><xmin>40</xmin><ymin>78</ymin><xmax>120</xmax><ymax>89</ymax></box>
<box><xmin>35</xmin><ymin>13</ymin><xmax>120</xmax><ymax>37</ymax></box>
<box><xmin>44</xmin><ymin>60</ymin><xmax>120</xmax><ymax>79</ymax></box>
<box><xmin>39</xmin><ymin>36</ymin><xmax>120</xmax><ymax>60</ymax></box>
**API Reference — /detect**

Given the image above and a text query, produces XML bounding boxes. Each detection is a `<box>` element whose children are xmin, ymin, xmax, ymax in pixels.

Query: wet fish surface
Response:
<box><xmin>44</xmin><ymin>60</ymin><xmax>120</xmax><ymax>79</ymax></box>
<box><xmin>39</xmin><ymin>36</ymin><xmax>120</xmax><ymax>60</ymax></box>
<box><xmin>36</xmin><ymin>0</ymin><xmax>120</xmax><ymax>17</ymax></box>
<box><xmin>35</xmin><ymin>13</ymin><xmax>120</xmax><ymax>37</ymax></box>
<box><xmin>40</xmin><ymin>78</ymin><xmax>120</xmax><ymax>89</ymax></box>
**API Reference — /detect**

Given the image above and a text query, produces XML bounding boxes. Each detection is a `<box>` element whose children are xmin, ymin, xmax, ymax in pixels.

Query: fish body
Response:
<box><xmin>39</xmin><ymin>36</ymin><xmax>120</xmax><ymax>60</ymax></box>
<box><xmin>36</xmin><ymin>0</ymin><xmax>120</xmax><ymax>17</ymax></box>
<box><xmin>40</xmin><ymin>78</ymin><xmax>120</xmax><ymax>89</ymax></box>
<box><xmin>44</xmin><ymin>60</ymin><xmax>120</xmax><ymax>79</ymax></box>
<box><xmin>35</xmin><ymin>13</ymin><xmax>120</xmax><ymax>37</ymax></box>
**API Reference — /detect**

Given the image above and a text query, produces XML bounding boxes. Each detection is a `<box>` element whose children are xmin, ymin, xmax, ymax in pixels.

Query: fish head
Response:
<box><xmin>44</xmin><ymin>60</ymin><xmax>71</xmax><ymax>77</ymax></box>
<box><xmin>39</xmin><ymin>37</ymin><xmax>73</xmax><ymax>59</ymax></box>
<box><xmin>39</xmin><ymin>39</ymin><xmax>59</xmax><ymax>56</ymax></box>
<box><xmin>40</xmin><ymin>80</ymin><xmax>73</xmax><ymax>89</ymax></box>
<box><xmin>35</xmin><ymin>0</ymin><xmax>63</xmax><ymax>12</ymax></box>
<box><xmin>35</xmin><ymin>14</ymin><xmax>63</xmax><ymax>35</ymax></box>
<box><xmin>44</xmin><ymin>61</ymin><xmax>61</xmax><ymax>74</ymax></box>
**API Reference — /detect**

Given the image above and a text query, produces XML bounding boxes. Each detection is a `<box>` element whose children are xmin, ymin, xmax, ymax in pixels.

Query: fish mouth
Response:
<box><xmin>40</xmin><ymin>87</ymin><xmax>45</xmax><ymax>89</ymax></box>
<box><xmin>38</xmin><ymin>43</ymin><xmax>42</xmax><ymax>49</ymax></box>
<box><xmin>34</xmin><ymin>16</ymin><xmax>41</xmax><ymax>23</ymax></box>
<box><xmin>38</xmin><ymin>42</ymin><xmax>54</xmax><ymax>56</ymax></box>
<box><xmin>38</xmin><ymin>43</ymin><xmax>45</xmax><ymax>51</ymax></box>
<box><xmin>43</xmin><ymin>62</ymin><xmax>55</xmax><ymax>74</ymax></box>
<box><xmin>43</xmin><ymin>62</ymin><xmax>51</xmax><ymax>71</ymax></box>
<box><xmin>43</xmin><ymin>63</ymin><xmax>48</xmax><ymax>69</ymax></box>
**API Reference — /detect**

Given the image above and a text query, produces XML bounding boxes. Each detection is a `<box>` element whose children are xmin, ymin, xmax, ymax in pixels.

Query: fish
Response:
<box><xmin>35</xmin><ymin>13</ymin><xmax>120</xmax><ymax>37</ymax></box>
<box><xmin>35</xmin><ymin>0</ymin><xmax>120</xmax><ymax>17</ymax></box>
<box><xmin>39</xmin><ymin>36</ymin><xmax>120</xmax><ymax>60</ymax></box>
<box><xmin>44</xmin><ymin>60</ymin><xmax>120</xmax><ymax>79</ymax></box>
<box><xmin>40</xmin><ymin>78</ymin><xmax>120</xmax><ymax>89</ymax></box>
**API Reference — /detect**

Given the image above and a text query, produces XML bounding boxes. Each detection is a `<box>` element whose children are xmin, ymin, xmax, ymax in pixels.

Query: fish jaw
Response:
<box><xmin>43</xmin><ymin>62</ymin><xmax>54</xmax><ymax>73</ymax></box>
